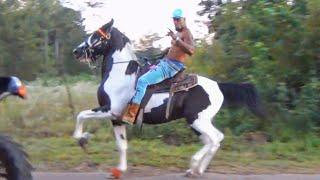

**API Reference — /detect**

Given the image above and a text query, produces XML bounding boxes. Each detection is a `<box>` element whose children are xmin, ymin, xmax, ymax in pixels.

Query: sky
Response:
<box><xmin>60</xmin><ymin>0</ymin><xmax>211</xmax><ymax>48</ymax></box>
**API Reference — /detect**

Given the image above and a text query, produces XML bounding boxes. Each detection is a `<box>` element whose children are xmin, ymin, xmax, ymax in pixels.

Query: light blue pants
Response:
<box><xmin>131</xmin><ymin>58</ymin><xmax>185</xmax><ymax>104</ymax></box>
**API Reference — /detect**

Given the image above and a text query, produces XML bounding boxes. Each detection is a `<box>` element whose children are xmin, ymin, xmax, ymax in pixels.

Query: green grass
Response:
<box><xmin>13</xmin><ymin>129</ymin><xmax>320</xmax><ymax>173</ymax></box>
<box><xmin>0</xmin><ymin>79</ymin><xmax>319</xmax><ymax>173</ymax></box>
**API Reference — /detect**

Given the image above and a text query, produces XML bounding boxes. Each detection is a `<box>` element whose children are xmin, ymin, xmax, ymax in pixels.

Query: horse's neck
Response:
<box><xmin>100</xmin><ymin>43</ymin><xmax>138</xmax><ymax>110</ymax></box>
<box><xmin>102</xmin><ymin>43</ymin><xmax>137</xmax><ymax>95</ymax></box>
<box><xmin>113</xmin><ymin>43</ymin><xmax>137</xmax><ymax>64</ymax></box>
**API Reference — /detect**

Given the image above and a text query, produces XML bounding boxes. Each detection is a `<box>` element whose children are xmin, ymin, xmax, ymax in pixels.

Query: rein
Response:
<box><xmin>86</xmin><ymin>59</ymin><xmax>137</xmax><ymax>70</ymax></box>
<box><xmin>113</xmin><ymin>60</ymin><xmax>135</xmax><ymax>64</ymax></box>
<box><xmin>83</xmin><ymin>28</ymin><xmax>142</xmax><ymax>68</ymax></box>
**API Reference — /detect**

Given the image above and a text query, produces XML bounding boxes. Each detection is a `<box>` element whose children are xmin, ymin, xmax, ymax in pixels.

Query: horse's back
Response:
<box><xmin>142</xmin><ymin>75</ymin><xmax>224</xmax><ymax>124</ymax></box>
<box><xmin>196</xmin><ymin>75</ymin><xmax>222</xmax><ymax>97</ymax></box>
<box><xmin>194</xmin><ymin>75</ymin><xmax>224</xmax><ymax>114</ymax></box>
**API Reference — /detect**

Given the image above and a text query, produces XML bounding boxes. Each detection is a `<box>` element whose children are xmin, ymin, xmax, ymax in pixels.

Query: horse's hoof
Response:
<box><xmin>184</xmin><ymin>169</ymin><xmax>199</xmax><ymax>178</ymax></box>
<box><xmin>185</xmin><ymin>169</ymin><xmax>193</xmax><ymax>177</ymax></box>
<box><xmin>78</xmin><ymin>137</ymin><xmax>88</xmax><ymax>152</ymax></box>
<box><xmin>110</xmin><ymin>168</ymin><xmax>122</xmax><ymax>179</ymax></box>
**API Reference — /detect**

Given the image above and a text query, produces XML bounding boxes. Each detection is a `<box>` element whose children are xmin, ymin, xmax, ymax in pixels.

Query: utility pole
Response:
<box><xmin>44</xmin><ymin>30</ymin><xmax>49</xmax><ymax>66</ymax></box>
<box><xmin>55</xmin><ymin>39</ymin><xmax>76</xmax><ymax>119</ymax></box>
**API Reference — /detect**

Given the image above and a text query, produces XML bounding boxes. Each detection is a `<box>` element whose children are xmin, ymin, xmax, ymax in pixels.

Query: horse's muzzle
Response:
<box><xmin>73</xmin><ymin>48</ymin><xmax>83</xmax><ymax>59</ymax></box>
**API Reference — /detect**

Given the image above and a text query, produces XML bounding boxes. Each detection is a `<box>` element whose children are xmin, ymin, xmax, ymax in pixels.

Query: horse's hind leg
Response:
<box><xmin>197</xmin><ymin>124</ymin><xmax>224</xmax><ymax>174</ymax></box>
<box><xmin>186</xmin><ymin>131</ymin><xmax>211</xmax><ymax>176</ymax></box>
<box><xmin>110</xmin><ymin>123</ymin><xmax>128</xmax><ymax>179</ymax></box>
<box><xmin>187</xmin><ymin>119</ymin><xmax>224</xmax><ymax>176</ymax></box>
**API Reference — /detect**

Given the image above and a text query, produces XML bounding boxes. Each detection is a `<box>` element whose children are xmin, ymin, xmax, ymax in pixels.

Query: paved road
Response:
<box><xmin>33</xmin><ymin>172</ymin><xmax>320</xmax><ymax>180</ymax></box>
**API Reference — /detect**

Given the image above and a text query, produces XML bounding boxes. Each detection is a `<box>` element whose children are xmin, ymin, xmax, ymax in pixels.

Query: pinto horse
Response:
<box><xmin>72</xmin><ymin>19</ymin><xmax>265</xmax><ymax>178</ymax></box>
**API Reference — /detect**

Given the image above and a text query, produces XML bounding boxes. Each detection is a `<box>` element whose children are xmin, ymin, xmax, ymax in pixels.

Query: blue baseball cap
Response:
<box><xmin>172</xmin><ymin>9</ymin><xmax>184</xmax><ymax>18</ymax></box>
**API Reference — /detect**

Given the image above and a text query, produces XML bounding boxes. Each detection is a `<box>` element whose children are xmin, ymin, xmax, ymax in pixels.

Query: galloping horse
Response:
<box><xmin>72</xmin><ymin>19</ymin><xmax>265</xmax><ymax>178</ymax></box>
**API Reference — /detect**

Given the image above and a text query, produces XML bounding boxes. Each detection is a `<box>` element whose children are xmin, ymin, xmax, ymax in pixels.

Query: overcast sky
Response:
<box><xmin>60</xmin><ymin>0</ymin><xmax>210</xmax><ymax>48</ymax></box>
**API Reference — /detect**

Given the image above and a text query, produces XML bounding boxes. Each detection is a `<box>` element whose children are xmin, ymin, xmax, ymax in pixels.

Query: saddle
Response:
<box><xmin>125</xmin><ymin>60</ymin><xmax>198</xmax><ymax>123</ymax></box>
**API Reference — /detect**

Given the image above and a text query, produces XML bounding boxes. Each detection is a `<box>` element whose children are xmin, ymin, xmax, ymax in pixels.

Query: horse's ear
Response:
<box><xmin>109</xmin><ymin>18</ymin><xmax>114</xmax><ymax>27</ymax></box>
<box><xmin>102</xmin><ymin>18</ymin><xmax>114</xmax><ymax>32</ymax></box>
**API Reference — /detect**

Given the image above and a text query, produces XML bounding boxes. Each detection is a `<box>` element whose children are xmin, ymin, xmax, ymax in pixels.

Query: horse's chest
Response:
<box><xmin>99</xmin><ymin>76</ymin><xmax>135</xmax><ymax>111</ymax></box>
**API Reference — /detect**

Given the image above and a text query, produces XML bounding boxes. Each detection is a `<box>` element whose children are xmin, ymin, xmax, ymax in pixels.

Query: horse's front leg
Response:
<box><xmin>110</xmin><ymin>123</ymin><xmax>127</xmax><ymax>179</ymax></box>
<box><xmin>73</xmin><ymin>107</ymin><xmax>113</xmax><ymax>140</ymax></box>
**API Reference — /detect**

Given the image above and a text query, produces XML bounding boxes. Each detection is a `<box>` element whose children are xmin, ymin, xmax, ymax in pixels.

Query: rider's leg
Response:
<box><xmin>122</xmin><ymin>60</ymin><xmax>179</xmax><ymax>124</ymax></box>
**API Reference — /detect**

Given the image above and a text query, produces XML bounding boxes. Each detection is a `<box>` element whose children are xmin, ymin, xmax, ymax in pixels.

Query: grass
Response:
<box><xmin>14</xmin><ymin>129</ymin><xmax>320</xmax><ymax>173</ymax></box>
<box><xmin>0</xmin><ymin>78</ymin><xmax>319</xmax><ymax>173</ymax></box>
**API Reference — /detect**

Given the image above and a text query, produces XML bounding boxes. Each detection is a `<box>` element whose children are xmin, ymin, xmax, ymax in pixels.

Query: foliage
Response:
<box><xmin>0</xmin><ymin>0</ymin><xmax>88</xmax><ymax>80</ymax></box>
<box><xmin>194</xmin><ymin>0</ymin><xmax>320</xmax><ymax>138</ymax></box>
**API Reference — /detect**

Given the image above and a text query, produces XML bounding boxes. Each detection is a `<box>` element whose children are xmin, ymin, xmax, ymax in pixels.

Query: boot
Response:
<box><xmin>122</xmin><ymin>103</ymin><xmax>140</xmax><ymax>125</ymax></box>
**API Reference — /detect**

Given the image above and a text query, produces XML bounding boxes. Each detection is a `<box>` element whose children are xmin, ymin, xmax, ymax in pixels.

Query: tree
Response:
<box><xmin>0</xmin><ymin>0</ymin><xmax>88</xmax><ymax>80</ymax></box>
<box><xmin>193</xmin><ymin>0</ymin><xmax>320</xmax><ymax>137</ymax></box>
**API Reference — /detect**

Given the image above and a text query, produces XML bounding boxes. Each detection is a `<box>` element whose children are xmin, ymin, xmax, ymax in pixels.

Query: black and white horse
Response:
<box><xmin>72</xmin><ymin>19</ymin><xmax>265</xmax><ymax>178</ymax></box>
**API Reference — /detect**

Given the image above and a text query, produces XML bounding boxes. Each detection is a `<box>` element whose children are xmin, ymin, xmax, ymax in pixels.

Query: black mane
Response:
<box><xmin>107</xmin><ymin>27</ymin><xmax>130</xmax><ymax>52</ymax></box>
<box><xmin>125</xmin><ymin>61</ymin><xmax>139</xmax><ymax>75</ymax></box>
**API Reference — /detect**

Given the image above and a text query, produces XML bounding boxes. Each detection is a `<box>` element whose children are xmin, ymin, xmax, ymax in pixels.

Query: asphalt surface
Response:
<box><xmin>33</xmin><ymin>172</ymin><xmax>320</xmax><ymax>180</ymax></box>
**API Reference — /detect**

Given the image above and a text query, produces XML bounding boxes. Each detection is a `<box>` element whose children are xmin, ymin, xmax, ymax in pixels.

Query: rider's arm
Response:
<box><xmin>175</xmin><ymin>31</ymin><xmax>195</xmax><ymax>56</ymax></box>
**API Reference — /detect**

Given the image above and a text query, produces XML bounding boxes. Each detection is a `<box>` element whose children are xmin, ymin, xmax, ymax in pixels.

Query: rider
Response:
<box><xmin>122</xmin><ymin>8</ymin><xmax>195</xmax><ymax>125</ymax></box>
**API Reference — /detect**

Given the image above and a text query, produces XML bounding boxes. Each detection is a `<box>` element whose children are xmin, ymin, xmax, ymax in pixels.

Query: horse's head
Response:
<box><xmin>73</xmin><ymin>19</ymin><xmax>115</xmax><ymax>64</ymax></box>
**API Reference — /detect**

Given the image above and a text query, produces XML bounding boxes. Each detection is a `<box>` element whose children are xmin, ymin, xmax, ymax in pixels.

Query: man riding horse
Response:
<box><xmin>72</xmin><ymin>7</ymin><xmax>266</xmax><ymax>177</ymax></box>
<box><xmin>122</xmin><ymin>8</ymin><xmax>195</xmax><ymax>124</ymax></box>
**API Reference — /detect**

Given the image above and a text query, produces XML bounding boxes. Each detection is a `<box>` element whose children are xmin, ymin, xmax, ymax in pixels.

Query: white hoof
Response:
<box><xmin>185</xmin><ymin>169</ymin><xmax>195</xmax><ymax>177</ymax></box>
<box><xmin>185</xmin><ymin>168</ymin><xmax>203</xmax><ymax>177</ymax></box>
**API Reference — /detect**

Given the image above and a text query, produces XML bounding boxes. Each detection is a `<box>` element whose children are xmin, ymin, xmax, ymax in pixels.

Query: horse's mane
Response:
<box><xmin>101</xmin><ymin>27</ymin><xmax>134</xmax><ymax>78</ymax></box>
<box><xmin>109</xmin><ymin>27</ymin><xmax>131</xmax><ymax>51</ymax></box>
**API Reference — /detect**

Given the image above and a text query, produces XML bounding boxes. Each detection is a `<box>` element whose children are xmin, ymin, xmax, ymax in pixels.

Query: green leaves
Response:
<box><xmin>0</xmin><ymin>0</ymin><xmax>87</xmax><ymax>80</ymax></box>
<box><xmin>194</xmin><ymin>0</ymin><xmax>320</xmax><ymax>138</ymax></box>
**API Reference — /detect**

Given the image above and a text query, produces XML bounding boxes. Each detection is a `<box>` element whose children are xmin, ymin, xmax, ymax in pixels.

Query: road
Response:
<box><xmin>33</xmin><ymin>172</ymin><xmax>320</xmax><ymax>180</ymax></box>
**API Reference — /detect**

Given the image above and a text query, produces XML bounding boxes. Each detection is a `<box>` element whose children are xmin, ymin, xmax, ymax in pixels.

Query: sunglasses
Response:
<box><xmin>173</xmin><ymin>17</ymin><xmax>181</xmax><ymax>21</ymax></box>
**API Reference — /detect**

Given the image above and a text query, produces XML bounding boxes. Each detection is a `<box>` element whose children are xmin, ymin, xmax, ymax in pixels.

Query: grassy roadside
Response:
<box><xmin>15</xmin><ymin>128</ymin><xmax>320</xmax><ymax>173</ymax></box>
<box><xmin>0</xmin><ymin>78</ymin><xmax>319</xmax><ymax>173</ymax></box>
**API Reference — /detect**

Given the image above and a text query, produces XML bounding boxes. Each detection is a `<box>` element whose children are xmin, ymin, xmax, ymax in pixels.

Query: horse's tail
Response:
<box><xmin>218</xmin><ymin>83</ymin><xmax>267</xmax><ymax>119</ymax></box>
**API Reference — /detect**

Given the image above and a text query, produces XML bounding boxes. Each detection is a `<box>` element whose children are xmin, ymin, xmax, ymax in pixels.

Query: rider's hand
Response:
<box><xmin>171</xmin><ymin>39</ymin><xmax>178</xmax><ymax>46</ymax></box>
<box><xmin>167</xmin><ymin>29</ymin><xmax>177</xmax><ymax>40</ymax></box>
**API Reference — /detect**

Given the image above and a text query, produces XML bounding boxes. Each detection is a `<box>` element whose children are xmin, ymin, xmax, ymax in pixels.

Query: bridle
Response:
<box><xmin>81</xmin><ymin>28</ymin><xmax>140</xmax><ymax>69</ymax></box>
<box><xmin>97</xmin><ymin>28</ymin><xmax>111</xmax><ymax>40</ymax></box>
<box><xmin>81</xmin><ymin>28</ymin><xmax>112</xmax><ymax>69</ymax></box>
